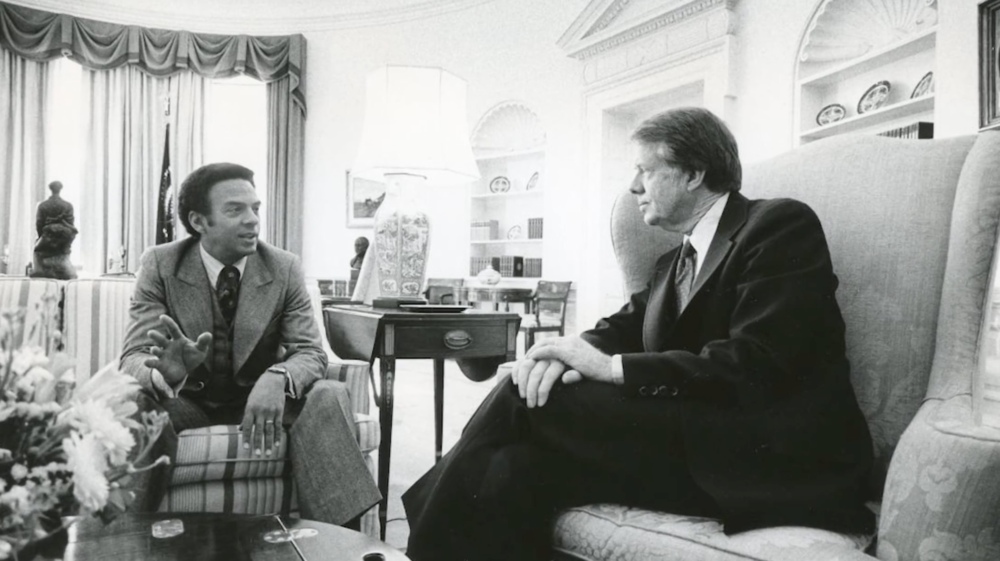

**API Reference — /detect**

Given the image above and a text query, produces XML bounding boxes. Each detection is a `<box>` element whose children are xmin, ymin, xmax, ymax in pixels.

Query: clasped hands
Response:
<box><xmin>513</xmin><ymin>335</ymin><xmax>613</xmax><ymax>408</ymax></box>
<box><xmin>144</xmin><ymin>314</ymin><xmax>286</xmax><ymax>457</ymax></box>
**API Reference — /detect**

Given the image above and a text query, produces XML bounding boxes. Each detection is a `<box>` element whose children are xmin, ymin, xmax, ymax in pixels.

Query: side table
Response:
<box><xmin>323</xmin><ymin>304</ymin><xmax>520</xmax><ymax>539</ymax></box>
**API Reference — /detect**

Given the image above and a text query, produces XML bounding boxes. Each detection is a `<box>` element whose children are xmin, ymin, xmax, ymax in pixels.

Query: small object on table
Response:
<box><xmin>151</xmin><ymin>519</ymin><xmax>184</xmax><ymax>539</ymax></box>
<box><xmin>816</xmin><ymin>103</ymin><xmax>846</xmax><ymax>126</ymax></box>
<box><xmin>857</xmin><ymin>80</ymin><xmax>891</xmax><ymax>115</ymax></box>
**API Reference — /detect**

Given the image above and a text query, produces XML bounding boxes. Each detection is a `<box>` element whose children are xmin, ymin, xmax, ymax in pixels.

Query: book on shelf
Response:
<box><xmin>876</xmin><ymin>121</ymin><xmax>933</xmax><ymax>140</ymax></box>
<box><xmin>528</xmin><ymin>217</ymin><xmax>543</xmax><ymax>239</ymax></box>
<box><xmin>498</xmin><ymin>255</ymin><xmax>525</xmax><ymax>277</ymax></box>
<box><xmin>524</xmin><ymin>257</ymin><xmax>543</xmax><ymax>278</ymax></box>
<box><xmin>470</xmin><ymin>220</ymin><xmax>499</xmax><ymax>241</ymax></box>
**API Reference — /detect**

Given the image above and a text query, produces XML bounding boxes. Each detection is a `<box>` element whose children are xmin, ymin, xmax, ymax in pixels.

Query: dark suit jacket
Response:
<box><xmin>120</xmin><ymin>237</ymin><xmax>327</xmax><ymax>404</ymax></box>
<box><xmin>581</xmin><ymin>193</ymin><xmax>874</xmax><ymax>534</ymax></box>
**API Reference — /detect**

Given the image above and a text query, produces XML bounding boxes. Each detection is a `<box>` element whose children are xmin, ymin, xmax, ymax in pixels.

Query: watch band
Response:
<box><xmin>266</xmin><ymin>367</ymin><xmax>298</xmax><ymax>400</ymax></box>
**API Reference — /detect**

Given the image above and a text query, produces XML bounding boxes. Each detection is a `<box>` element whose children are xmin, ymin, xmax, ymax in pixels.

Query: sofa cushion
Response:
<box><xmin>554</xmin><ymin>505</ymin><xmax>872</xmax><ymax>561</ymax></box>
<box><xmin>159</xmin><ymin>477</ymin><xmax>296</xmax><ymax>515</ymax></box>
<box><xmin>62</xmin><ymin>277</ymin><xmax>136</xmax><ymax>385</ymax></box>
<box><xmin>0</xmin><ymin>277</ymin><xmax>63</xmax><ymax>348</ymax></box>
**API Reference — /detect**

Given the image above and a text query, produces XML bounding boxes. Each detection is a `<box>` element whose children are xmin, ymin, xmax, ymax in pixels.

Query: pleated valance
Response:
<box><xmin>0</xmin><ymin>1</ymin><xmax>306</xmax><ymax>111</ymax></box>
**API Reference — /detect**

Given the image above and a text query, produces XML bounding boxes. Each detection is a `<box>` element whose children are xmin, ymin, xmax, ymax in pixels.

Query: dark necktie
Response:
<box><xmin>216</xmin><ymin>265</ymin><xmax>240</xmax><ymax>324</ymax></box>
<box><xmin>674</xmin><ymin>241</ymin><xmax>697</xmax><ymax>314</ymax></box>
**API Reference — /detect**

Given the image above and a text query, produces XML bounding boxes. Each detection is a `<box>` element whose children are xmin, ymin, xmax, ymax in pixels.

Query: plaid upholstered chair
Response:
<box><xmin>59</xmin><ymin>277</ymin><xmax>381</xmax><ymax>537</ymax></box>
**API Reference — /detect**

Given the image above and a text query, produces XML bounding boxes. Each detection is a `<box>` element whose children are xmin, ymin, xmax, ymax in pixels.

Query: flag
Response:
<box><xmin>155</xmin><ymin>123</ymin><xmax>173</xmax><ymax>244</ymax></box>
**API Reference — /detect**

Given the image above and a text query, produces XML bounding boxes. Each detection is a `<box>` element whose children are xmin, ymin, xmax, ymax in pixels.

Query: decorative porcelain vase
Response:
<box><xmin>477</xmin><ymin>264</ymin><xmax>501</xmax><ymax>285</ymax></box>
<box><xmin>373</xmin><ymin>174</ymin><xmax>430</xmax><ymax>298</ymax></box>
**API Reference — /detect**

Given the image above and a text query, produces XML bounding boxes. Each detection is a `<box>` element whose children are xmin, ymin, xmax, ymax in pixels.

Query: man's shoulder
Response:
<box><xmin>138</xmin><ymin>238</ymin><xmax>197</xmax><ymax>271</ymax></box>
<box><xmin>744</xmin><ymin>195</ymin><xmax>819</xmax><ymax>225</ymax></box>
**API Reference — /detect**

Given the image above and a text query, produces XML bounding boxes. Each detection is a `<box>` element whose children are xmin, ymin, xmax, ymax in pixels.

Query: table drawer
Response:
<box><xmin>387</xmin><ymin>322</ymin><xmax>512</xmax><ymax>358</ymax></box>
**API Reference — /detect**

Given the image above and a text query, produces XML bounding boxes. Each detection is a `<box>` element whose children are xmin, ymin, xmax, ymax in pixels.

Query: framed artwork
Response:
<box><xmin>981</xmin><ymin>0</ymin><xmax>1000</xmax><ymax>131</ymax></box>
<box><xmin>345</xmin><ymin>170</ymin><xmax>385</xmax><ymax>228</ymax></box>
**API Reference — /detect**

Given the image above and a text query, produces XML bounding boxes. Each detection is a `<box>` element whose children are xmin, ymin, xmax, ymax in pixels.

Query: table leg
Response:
<box><xmin>434</xmin><ymin>358</ymin><xmax>445</xmax><ymax>462</ymax></box>
<box><xmin>377</xmin><ymin>357</ymin><xmax>395</xmax><ymax>541</ymax></box>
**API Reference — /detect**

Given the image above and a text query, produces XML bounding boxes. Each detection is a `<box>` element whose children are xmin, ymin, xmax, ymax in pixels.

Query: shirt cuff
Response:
<box><xmin>611</xmin><ymin>354</ymin><xmax>624</xmax><ymax>386</ymax></box>
<box><xmin>150</xmin><ymin>368</ymin><xmax>186</xmax><ymax>400</ymax></box>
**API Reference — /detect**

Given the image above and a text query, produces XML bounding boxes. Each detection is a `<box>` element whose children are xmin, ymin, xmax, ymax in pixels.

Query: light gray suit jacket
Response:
<box><xmin>120</xmin><ymin>237</ymin><xmax>327</xmax><ymax>398</ymax></box>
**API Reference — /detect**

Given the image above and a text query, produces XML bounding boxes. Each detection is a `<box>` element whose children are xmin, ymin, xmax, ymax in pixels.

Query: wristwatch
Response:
<box><xmin>265</xmin><ymin>366</ymin><xmax>298</xmax><ymax>399</ymax></box>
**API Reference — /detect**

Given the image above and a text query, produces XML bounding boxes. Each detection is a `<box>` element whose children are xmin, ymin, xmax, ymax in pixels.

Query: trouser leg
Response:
<box><xmin>288</xmin><ymin>379</ymin><xmax>381</xmax><ymax>526</ymax></box>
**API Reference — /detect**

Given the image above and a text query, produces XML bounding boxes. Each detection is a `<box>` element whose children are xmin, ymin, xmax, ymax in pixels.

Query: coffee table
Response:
<box><xmin>62</xmin><ymin>513</ymin><xmax>407</xmax><ymax>560</ymax></box>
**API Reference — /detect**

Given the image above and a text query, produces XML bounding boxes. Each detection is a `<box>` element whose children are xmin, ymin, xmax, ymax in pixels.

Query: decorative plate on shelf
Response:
<box><xmin>525</xmin><ymin>171</ymin><xmax>540</xmax><ymax>191</ymax></box>
<box><xmin>816</xmin><ymin>104</ymin><xmax>846</xmax><ymax>126</ymax></box>
<box><xmin>911</xmin><ymin>71</ymin><xmax>934</xmax><ymax>99</ymax></box>
<box><xmin>489</xmin><ymin>176</ymin><xmax>511</xmax><ymax>194</ymax></box>
<box><xmin>507</xmin><ymin>225</ymin><xmax>523</xmax><ymax>240</ymax></box>
<box><xmin>857</xmin><ymin>81</ymin><xmax>891</xmax><ymax>115</ymax></box>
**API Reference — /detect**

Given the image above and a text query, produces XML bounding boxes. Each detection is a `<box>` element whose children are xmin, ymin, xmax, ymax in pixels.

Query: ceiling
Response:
<box><xmin>7</xmin><ymin>0</ymin><xmax>497</xmax><ymax>33</ymax></box>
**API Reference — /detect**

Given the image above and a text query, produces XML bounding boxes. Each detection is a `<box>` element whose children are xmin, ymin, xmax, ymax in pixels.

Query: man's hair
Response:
<box><xmin>178</xmin><ymin>163</ymin><xmax>255</xmax><ymax>238</ymax></box>
<box><xmin>631</xmin><ymin>107</ymin><xmax>742</xmax><ymax>193</ymax></box>
<box><xmin>48</xmin><ymin>181</ymin><xmax>63</xmax><ymax>194</ymax></box>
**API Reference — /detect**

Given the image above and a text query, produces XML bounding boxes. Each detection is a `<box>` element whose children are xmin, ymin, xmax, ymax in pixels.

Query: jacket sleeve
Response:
<box><xmin>619</xmin><ymin>200</ymin><xmax>846</xmax><ymax>409</ymax></box>
<box><xmin>266</xmin><ymin>254</ymin><xmax>327</xmax><ymax>396</ymax></box>
<box><xmin>119</xmin><ymin>247</ymin><xmax>168</xmax><ymax>393</ymax></box>
<box><xmin>579</xmin><ymin>284</ymin><xmax>652</xmax><ymax>356</ymax></box>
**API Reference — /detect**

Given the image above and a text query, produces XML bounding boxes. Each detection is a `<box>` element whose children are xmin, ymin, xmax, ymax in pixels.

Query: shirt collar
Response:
<box><xmin>199</xmin><ymin>243</ymin><xmax>248</xmax><ymax>287</ymax></box>
<box><xmin>684</xmin><ymin>192</ymin><xmax>730</xmax><ymax>277</ymax></box>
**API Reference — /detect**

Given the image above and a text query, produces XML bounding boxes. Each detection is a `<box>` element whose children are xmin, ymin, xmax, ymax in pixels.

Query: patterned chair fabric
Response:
<box><xmin>56</xmin><ymin>276</ymin><xmax>380</xmax><ymax>537</ymax></box>
<box><xmin>551</xmin><ymin>133</ymin><xmax>1000</xmax><ymax>561</ymax></box>
<box><xmin>0</xmin><ymin>277</ymin><xmax>63</xmax><ymax>349</ymax></box>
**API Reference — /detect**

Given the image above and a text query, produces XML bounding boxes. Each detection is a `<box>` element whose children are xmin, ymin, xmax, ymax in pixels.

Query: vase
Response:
<box><xmin>373</xmin><ymin>174</ymin><xmax>430</xmax><ymax>299</ymax></box>
<box><xmin>477</xmin><ymin>264</ymin><xmax>501</xmax><ymax>285</ymax></box>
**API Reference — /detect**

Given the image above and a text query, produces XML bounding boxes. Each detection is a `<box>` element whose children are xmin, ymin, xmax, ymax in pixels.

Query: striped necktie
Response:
<box><xmin>674</xmin><ymin>241</ymin><xmax>697</xmax><ymax>313</ymax></box>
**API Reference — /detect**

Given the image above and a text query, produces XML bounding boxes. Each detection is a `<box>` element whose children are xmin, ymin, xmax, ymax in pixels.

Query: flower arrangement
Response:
<box><xmin>0</xmin><ymin>298</ymin><xmax>169</xmax><ymax>560</ymax></box>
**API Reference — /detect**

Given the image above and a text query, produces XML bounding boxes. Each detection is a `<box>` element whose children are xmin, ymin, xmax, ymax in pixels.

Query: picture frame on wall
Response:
<box><xmin>345</xmin><ymin>170</ymin><xmax>385</xmax><ymax>228</ymax></box>
<box><xmin>980</xmin><ymin>0</ymin><xmax>1000</xmax><ymax>131</ymax></box>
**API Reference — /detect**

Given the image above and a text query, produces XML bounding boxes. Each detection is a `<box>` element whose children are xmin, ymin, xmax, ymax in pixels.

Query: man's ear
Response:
<box><xmin>686</xmin><ymin>169</ymin><xmax>706</xmax><ymax>192</ymax></box>
<box><xmin>189</xmin><ymin>212</ymin><xmax>208</xmax><ymax>235</ymax></box>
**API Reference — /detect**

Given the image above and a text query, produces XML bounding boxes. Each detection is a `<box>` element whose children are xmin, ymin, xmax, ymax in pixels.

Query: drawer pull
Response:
<box><xmin>444</xmin><ymin>330</ymin><xmax>473</xmax><ymax>349</ymax></box>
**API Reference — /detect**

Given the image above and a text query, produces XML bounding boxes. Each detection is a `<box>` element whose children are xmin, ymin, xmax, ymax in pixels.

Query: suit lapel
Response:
<box><xmin>233</xmin><ymin>251</ymin><xmax>277</xmax><ymax>374</ymax></box>
<box><xmin>682</xmin><ymin>192</ymin><xmax>748</xmax><ymax>315</ymax></box>
<box><xmin>643</xmin><ymin>249</ymin><xmax>681</xmax><ymax>351</ymax></box>
<box><xmin>171</xmin><ymin>243</ymin><xmax>214</xmax><ymax>344</ymax></box>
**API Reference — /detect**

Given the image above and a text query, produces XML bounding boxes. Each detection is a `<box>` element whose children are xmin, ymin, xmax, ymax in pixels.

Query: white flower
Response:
<box><xmin>71</xmin><ymin>363</ymin><xmax>139</xmax><ymax>405</ymax></box>
<box><xmin>0</xmin><ymin>538</ymin><xmax>12</xmax><ymax>560</ymax></box>
<box><xmin>10</xmin><ymin>464</ymin><xmax>27</xmax><ymax>481</ymax></box>
<box><xmin>62</xmin><ymin>433</ymin><xmax>109</xmax><ymax>513</ymax></box>
<box><xmin>61</xmin><ymin>400</ymin><xmax>135</xmax><ymax>466</ymax></box>
<box><xmin>15</xmin><ymin>365</ymin><xmax>54</xmax><ymax>395</ymax></box>
<box><xmin>10</xmin><ymin>346</ymin><xmax>48</xmax><ymax>376</ymax></box>
<box><xmin>0</xmin><ymin>485</ymin><xmax>31</xmax><ymax>518</ymax></box>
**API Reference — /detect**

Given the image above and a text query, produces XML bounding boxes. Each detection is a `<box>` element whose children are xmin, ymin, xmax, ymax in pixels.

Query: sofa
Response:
<box><xmin>546</xmin><ymin>133</ymin><xmax>1000</xmax><ymax>560</ymax></box>
<box><xmin>0</xmin><ymin>276</ymin><xmax>381</xmax><ymax>537</ymax></box>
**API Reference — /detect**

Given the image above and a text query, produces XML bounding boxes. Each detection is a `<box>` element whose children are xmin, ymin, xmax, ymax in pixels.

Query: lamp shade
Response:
<box><xmin>352</xmin><ymin>65</ymin><xmax>480</xmax><ymax>185</ymax></box>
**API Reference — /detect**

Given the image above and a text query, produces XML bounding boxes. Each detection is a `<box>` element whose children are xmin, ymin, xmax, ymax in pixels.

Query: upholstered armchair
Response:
<box><xmin>550</xmin><ymin>133</ymin><xmax>1000</xmax><ymax>560</ymax></box>
<box><xmin>1</xmin><ymin>276</ymin><xmax>382</xmax><ymax>538</ymax></box>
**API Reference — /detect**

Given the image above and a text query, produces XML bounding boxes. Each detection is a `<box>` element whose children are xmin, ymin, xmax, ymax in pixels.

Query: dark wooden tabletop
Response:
<box><xmin>63</xmin><ymin>513</ymin><xmax>407</xmax><ymax>561</ymax></box>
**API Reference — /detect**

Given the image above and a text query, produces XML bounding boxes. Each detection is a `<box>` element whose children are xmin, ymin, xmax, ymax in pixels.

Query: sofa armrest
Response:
<box><xmin>324</xmin><ymin>360</ymin><xmax>372</xmax><ymax>416</ymax></box>
<box><xmin>877</xmin><ymin>396</ymin><xmax>1000</xmax><ymax>561</ymax></box>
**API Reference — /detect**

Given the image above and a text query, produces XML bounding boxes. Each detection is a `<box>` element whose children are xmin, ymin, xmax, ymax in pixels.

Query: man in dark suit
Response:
<box><xmin>121</xmin><ymin>163</ymin><xmax>380</xmax><ymax>527</ymax></box>
<box><xmin>403</xmin><ymin>108</ymin><xmax>874</xmax><ymax>561</ymax></box>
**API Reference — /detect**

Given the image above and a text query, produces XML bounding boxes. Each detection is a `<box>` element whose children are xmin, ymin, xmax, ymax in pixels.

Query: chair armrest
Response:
<box><xmin>324</xmin><ymin>359</ymin><xmax>372</xmax><ymax>416</ymax></box>
<box><xmin>877</xmin><ymin>396</ymin><xmax>1000</xmax><ymax>561</ymax></box>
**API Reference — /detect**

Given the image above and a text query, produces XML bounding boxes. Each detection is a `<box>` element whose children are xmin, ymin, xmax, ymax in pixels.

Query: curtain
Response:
<box><xmin>0</xmin><ymin>49</ymin><xmax>47</xmax><ymax>275</ymax></box>
<box><xmin>79</xmin><ymin>66</ymin><xmax>207</xmax><ymax>274</ymax></box>
<box><xmin>267</xmin><ymin>76</ymin><xmax>305</xmax><ymax>255</ymax></box>
<box><xmin>0</xmin><ymin>1</ymin><xmax>307</xmax><ymax>261</ymax></box>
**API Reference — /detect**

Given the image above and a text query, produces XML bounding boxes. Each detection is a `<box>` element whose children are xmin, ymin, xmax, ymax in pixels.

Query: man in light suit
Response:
<box><xmin>121</xmin><ymin>162</ymin><xmax>380</xmax><ymax>527</ymax></box>
<box><xmin>403</xmin><ymin>108</ymin><xmax>874</xmax><ymax>561</ymax></box>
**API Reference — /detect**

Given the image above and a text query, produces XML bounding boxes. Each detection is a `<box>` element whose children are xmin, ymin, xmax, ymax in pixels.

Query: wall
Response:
<box><xmin>301</xmin><ymin>0</ymin><xmax>588</xmax><ymax>283</ymax></box>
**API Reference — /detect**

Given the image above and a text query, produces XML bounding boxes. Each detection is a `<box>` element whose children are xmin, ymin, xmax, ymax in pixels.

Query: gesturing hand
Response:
<box><xmin>524</xmin><ymin>336</ymin><xmax>614</xmax><ymax>385</ymax></box>
<box><xmin>241</xmin><ymin>373</ymin><xmax>286</xmax><ymax>457</ymax></box>
<box><xmin>143</xmin><ymin>314</ymin><xmax>212</xmax><ymax>385</ymax></box>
